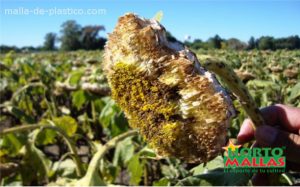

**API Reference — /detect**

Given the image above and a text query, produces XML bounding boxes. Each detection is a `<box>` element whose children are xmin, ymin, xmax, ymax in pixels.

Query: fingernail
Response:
<box><xmin>255</xmin><ymin>126</ymin><xmax>278</xmax><ymax>146</ymax></box>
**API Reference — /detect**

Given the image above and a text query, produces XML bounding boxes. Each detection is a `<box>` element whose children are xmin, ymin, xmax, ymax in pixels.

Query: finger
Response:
<box><xmin>237</xmin><ymin>104</ymin><xmax>300</xmax><ymax>144</ymax></box>
<box><xmin>260</xmin><ymin>104</ymin><xmax>300</xmax><ymax>133</ymax></box>
<box><xmin>255</xmin><ymin>125</ymin><xmax>300</xmax><ymax>164</ymax></box>
<box><xmin>237</xmin><ymin>119</ymin><xmax>255</xmax><ymax>144</ymax></box>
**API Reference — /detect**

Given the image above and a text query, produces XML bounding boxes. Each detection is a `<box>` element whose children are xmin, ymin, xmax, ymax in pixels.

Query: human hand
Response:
<box><xmin>237</xmin><ymin>104</ymin><xmax>300</xmax><ymax>185</ymax></box>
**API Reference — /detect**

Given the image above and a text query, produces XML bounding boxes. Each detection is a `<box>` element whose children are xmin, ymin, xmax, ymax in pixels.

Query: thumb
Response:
<box><xmin>255</xmin><ymin>125</ymin><xmax>300</xmax><ymax>164</ymax></box>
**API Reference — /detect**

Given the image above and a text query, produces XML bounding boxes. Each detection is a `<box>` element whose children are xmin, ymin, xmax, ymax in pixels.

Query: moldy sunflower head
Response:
<box><xmin>103</xmin><ymin>13</ymin><xmax>235</xmax><ymax>163</ymax></box>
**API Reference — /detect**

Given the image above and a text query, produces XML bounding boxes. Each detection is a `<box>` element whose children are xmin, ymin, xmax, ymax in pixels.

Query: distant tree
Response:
<box><xmin>190</xmin><ymin>39</ymin><xmax>203</xmax><ymax>50</ymax></box>
<box><xmin>274</xmin><ymin>35</ymin><xmax>300</xmax><ymax>50</ymax></box>
<box><xmin>43</xmin><ymin>32</ymin><xmax>56</xmax><ymax>51</ymax></box>
<box><xmin>226</xmin><ymin>38</ymin><xmax>247</xmax><ymax>50</ymax></box>
<box><xmin>292</xmin><ymin>35</ymin><xmax>300</xmax><ymax>49</ymax></box>
<box><xmin>80</xmin><ymin>25</ymin><xmax>106</xmax><ymax>50</ymax></box>
<box><xmin>209</xmin><ymin>35</ymin><xmax>222</xmax><ymax>49</ymax></box>
<box><xmin>0</xmin><ymin>45</ymin><xmax>43</xmax><ymax>53</ymax></box>
<box><xmin>247</xmin><ymin>36</ymin><xmax>256</xmax><ymax>50</ymax></box>
<box><xmin>183</xmin><ymin>40</ymin><xmax>192</xmax><ymax>48</ymax></box>
<box><xmin>258</xmin><ymin>36</ymin><xmax>274</xmax><ymax>50</ymax></box>
<box><xmin>60</xmin><ymin>20</ymin><xmax>82</xmax><ymax>51</ymax></box>
<box><xmin>0</xmin><ymin>45</ymin><xmax>20</xmax><ymax>53</ymax></box>
<box><xmin>294</xmin><ymin>35</ymin><xmax>300</xmax><ymax>49</ymax></box>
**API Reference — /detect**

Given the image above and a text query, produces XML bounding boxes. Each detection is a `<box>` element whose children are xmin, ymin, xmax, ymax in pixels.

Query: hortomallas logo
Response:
<box><xmin>223</xmin><ymin>140</ymin><xmax>286</xmax><ymax>173</ymax></box>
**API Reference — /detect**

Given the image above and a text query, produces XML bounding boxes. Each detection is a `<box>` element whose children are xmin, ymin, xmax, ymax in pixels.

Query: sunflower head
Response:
<box><xmin>104</xmin><ymin>13</ymin><xmax>235</xmax><ymax>163</ymax></box>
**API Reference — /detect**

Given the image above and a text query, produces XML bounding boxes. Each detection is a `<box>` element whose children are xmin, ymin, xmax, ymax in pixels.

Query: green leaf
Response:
<box><xmin>113</xmin><ymin>137</ymin><xmax>135</xmax><ymax>166</ymax></box>
<box><xmin>21</xmin><ymin>62</ymin><xmax>34</xmax><ymax>77</ymax></box>
<box><xmin>20</xmin><ymin>142</ymin><xmax>51</xmax><ymax>185</ymax></box>
<box><xmin>53</xmin><ymin>116</ymin><xmax>78</xmax><ymax>137</ymax></box>
<box><xmin>247</xmin><ymin>80</ymin><xmax>278</xmax><ymax>89</ymax></box>
<box><xmin>153</xmin><ymin>10</ymin><xmax>163</xmax><ymax>22</ymax></box>
<box><xmin>161</xmin><ymin>166</ymin><xmax>176</xmax><ymax>179</ymax></box>
<box><xmin>139</xmin><ymin>147</ymin><xmax>157</xmax><ymax>158</ymax></box>
<box><xmin>176</xmin><ymin>175</ymin><xmax>210</xmax><ymax>186</ymax></box>
<box><xmin>9</xmin><ymin>106</ymin><xmax>35</xmax><ymax>124</ymax></box>
<box><xmin>99</xmin><ymin>99</ymin><xmax>117</xmax><ymax>128</ymax></box>
<box><xmin>0</xmin><ymin>133</ymin><xmax>26</xmax><ymax>156</ymax></box>
<box><xmin>18</xmin><ymin>97</ymin><xmax>34</xmax><ymax>116</ymax></box>
<box><xmin>289</xmin><ymin>82</ymin><xmax>300</xmax><ymax>101</ymax></box>
<box><xmin>191</xmin><ymin>156</ymin><xmax>224</xmax><ymax>175</ymax></box>
<box><xmin>35</xmin><ymin>128</ymin><xmax>57</xmax><ymax>145</ymax></box>
<box><xmin>3</xmin><ymin>51</ymin><xmax>14</xmax><ymax>66</ymax></box>
<box><xmin>153</xmin><ymin>177</ymin><xmax>170</xmax><ymax>186</ymax></box>
<box><xmin>69</xmin><ymin>70</ymin><xmax>84</xmax><ymax>86</ymax></box>
<box><xmin>93</xmin><ymin>99</ymin><xmax>106</xmax><ymax>113</ymax></box>
<box><xmin>72</xmin><ymin>90</ymin><xmax>87</xmax><ymax>110</ymax></box>
<box><xmin>1</xmin><ymin>174</ymin><xmax>23</xmax><ymax>186</ymax></box>
<box><xmin>110</xmin><ymin>112</ymin><xmax>129</xmax><ymax>137</ymax></box>
<box><xmin>127</xmin><ymin>155</ymin><xmax>143</xmax><ymax>185</ymax></box>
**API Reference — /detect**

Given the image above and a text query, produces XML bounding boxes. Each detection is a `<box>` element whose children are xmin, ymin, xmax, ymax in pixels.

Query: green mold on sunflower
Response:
<box><xmin>103</xmin><ymin>13</ymin><xmax>264</xmax><ymax>163</ymax></box>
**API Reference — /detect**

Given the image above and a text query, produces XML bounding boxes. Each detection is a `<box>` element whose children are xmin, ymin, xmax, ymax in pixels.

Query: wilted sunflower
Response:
<box><xmin>103</xmin><ymin>13</ymin><xmax>259</xmax><ymax>163</ymax></box>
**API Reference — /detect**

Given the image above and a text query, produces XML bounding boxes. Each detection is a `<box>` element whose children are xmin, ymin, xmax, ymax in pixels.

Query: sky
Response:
<box><xmin>0</xmin><ymin>0</ymin><xmax>300</xmax><ymax>47</ymax></box>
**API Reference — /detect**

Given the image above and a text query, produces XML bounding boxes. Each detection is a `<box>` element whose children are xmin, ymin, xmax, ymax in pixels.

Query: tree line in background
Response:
<box><xmin>0</xmin><ymin>20</ymin><xmax>107</xmax><ymax>53</ymax></box>
<box><xmin>1</xmin><ymin>20</ymin><xmax>300</xmax><ymax>53</ymax></box>
<box><xmin>181</xmin><ymin>34</ymin><xmax>300</xmax><ymax>51</ymax></box>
